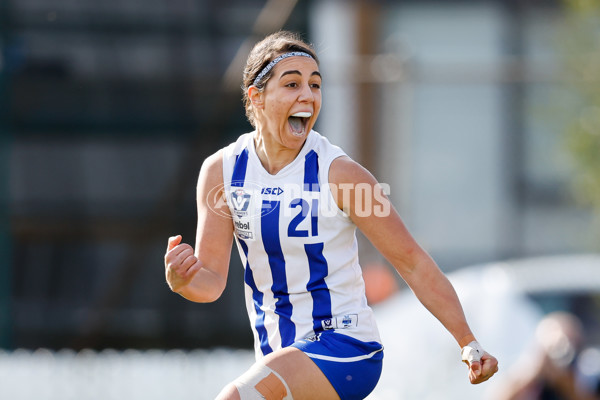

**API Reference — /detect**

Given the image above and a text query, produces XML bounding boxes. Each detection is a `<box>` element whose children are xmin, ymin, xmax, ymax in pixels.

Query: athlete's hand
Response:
<box><xmin>467</xmin><ymin>352</ymin><xmax>498</xmax><ymax>384</ymax></box>
<box><xmin>164</xmin><ymin>235</ymin><xmax>202</xmax><ymax>293</ymax></box>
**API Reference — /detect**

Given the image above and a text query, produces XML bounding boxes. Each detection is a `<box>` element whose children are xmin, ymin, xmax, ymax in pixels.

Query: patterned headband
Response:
<box><xmin>252</xmin><ymin>51</ymin><xmax>314</xmax><ymax>86</ymax></box>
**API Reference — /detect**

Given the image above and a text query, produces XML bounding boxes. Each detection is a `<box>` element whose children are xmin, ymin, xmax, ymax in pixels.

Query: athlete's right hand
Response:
<box><xmin>164</xmin><ymin>235</ymin><xmax>202</xmax><ymax>293</ymax></box>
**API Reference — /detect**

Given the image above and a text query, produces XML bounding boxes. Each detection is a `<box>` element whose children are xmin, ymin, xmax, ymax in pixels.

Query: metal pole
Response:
<box><xmin>500</xmin><ymin>0</ymin><xmax>526</xmax><ymax>259</ymax></box>
<box><xmin>0</xmin><ymin>0</ymin><xmax>13</xmax><ymax>349</ymax></box>
<box><xmin>355</xmin><ymin>0</ymin><xmax>380</xmax><ymax>172</ymax></box>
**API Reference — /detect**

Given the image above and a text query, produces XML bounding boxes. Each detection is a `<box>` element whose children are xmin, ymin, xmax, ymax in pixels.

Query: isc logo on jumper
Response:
<box><xmin>231</xmin><ymin>189</ymin><xmax>251</xmax><ymax>217</ymax></box>
<box><xmin>261</xmin><ymin>187</ymin><xmax>283</xmax><ymax>195</ymax></box>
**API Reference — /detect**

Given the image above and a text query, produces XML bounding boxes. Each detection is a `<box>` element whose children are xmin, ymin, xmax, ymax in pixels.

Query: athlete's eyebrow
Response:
<box><xmin>279</xmin><ymin>70</ymin><xmax>322</xmax><ymax>79</ymax></box>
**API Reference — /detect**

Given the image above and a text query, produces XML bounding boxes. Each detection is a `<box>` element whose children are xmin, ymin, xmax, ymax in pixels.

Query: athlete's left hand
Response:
<box><xmin>467</xmin><ymin>352</ymin><xmax>499</xmax><ymax>384</ymax></box>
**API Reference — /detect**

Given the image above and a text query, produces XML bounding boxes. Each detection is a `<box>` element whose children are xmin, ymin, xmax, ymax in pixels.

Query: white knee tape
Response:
<box><xmin>234</xmin><ymin>364</ymin><xmax>293</xmax><ymax>400</ymax></box>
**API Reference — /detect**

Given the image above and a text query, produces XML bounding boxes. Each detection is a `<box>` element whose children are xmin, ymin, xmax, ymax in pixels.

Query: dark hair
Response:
<box><xmin>242</xmin><ymin>31</ymin><xmax>319</xmax><ymax>127</ymax></box>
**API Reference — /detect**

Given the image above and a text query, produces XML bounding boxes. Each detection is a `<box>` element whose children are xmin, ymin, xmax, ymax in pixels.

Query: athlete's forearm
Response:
<box><xmin>401</xmin><ymin>257</ymin><xmax>475</xmax><ymax>347</ymax></box>
<box><xmin>177</xmin><ymin>267</ymin><xmax>227</xmax><ymax>303</ymax></box>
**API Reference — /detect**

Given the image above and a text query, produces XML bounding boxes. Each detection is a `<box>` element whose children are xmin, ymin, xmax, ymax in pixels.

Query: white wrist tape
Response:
<box><xmin>461</xmin><ymin>341</ymin><xmax>484</xmax><ymax>364</ymax></box>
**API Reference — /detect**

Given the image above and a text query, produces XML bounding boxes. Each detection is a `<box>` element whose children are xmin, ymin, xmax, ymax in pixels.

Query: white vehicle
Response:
<box><xmin>369</xmin><ymin>254</ymin><xmax>600</xmax><ymax>400</ymax></box>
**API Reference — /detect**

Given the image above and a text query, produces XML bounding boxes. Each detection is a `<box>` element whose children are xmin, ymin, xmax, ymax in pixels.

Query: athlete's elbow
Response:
<box><xmin>192</xmin><ymin>294</ymin><xmax>221</xmax><ymax>303</ymax></box>
<box><xmin>179</xmin><ymin>287</ymin><xmax>224</xmax><ymax>303</ymax></box>
<box><xmin>196</xmin><ymin>285</ymin><xmax>226</xmax><ymax>303</ymax></box>
<box><xmin>392</xmin><ymin>250</ymin><xmax>435</xmax><ymax>281</ymax></box>
<box><xmin>390</xmin><ymin>249</ymin><xmax>421</xmax><ymax>277</ymax></box>
<box><xmin>177</xmin><ymin>274</ymin><xmax>227</xmax><ymax>303</ymax></box>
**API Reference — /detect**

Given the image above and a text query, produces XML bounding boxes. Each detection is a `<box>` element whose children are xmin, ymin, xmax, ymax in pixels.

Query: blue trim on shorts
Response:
<box><xmin>292</xmin><ymin>331</ymin><xmax>384</xmax><ymax>400</ymax></box>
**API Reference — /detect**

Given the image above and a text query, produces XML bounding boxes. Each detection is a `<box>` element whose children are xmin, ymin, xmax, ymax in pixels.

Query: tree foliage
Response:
<box><xmin>559</xmin><ymin>0</ymin><xmax>600</xmax><ymax>211</ymax></box>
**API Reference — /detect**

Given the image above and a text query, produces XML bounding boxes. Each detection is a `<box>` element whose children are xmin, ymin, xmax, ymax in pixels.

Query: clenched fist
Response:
<box><xmin>164</xmin><ymin>235</ymin><xmax>202</xmax><ymax>293</ymax></box>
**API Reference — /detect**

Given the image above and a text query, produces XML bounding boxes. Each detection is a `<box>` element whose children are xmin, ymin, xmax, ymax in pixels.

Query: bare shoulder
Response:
<box><xmin>329</xmin><ymin>156</ymin><xmax>383</xmax><ymax>213</ymax></box>
<box><xmin>329</xmin><ymin>155</ymin><xmax>377</xmax><ymax>186</ymax></box>
<box><xmin>200</xmin><ymin>149</ymin><xmax>224</xmax><ymax>178</ymax></box>
<box><xmin>197</xmin><ymin>149</ymin><xmax>225</xmax><ymax>191</ymax></box>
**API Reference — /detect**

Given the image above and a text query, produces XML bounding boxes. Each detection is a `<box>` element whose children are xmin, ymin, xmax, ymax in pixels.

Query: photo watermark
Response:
<box><xmin>206</xmin><ymin>181</ymin><xmax>392</xmax><ymax>220</ymax></box>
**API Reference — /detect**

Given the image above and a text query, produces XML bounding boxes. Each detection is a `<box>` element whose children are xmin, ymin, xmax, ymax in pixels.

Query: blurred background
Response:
<box><xmin>1</xmin><ymin>0</ymin><xmax>600</xmax><ymax>398</ymax></box>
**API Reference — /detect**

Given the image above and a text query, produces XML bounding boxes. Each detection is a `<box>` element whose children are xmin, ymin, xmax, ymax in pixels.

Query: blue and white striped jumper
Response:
<box><xmin>222</xmin><ymin>130</ymin><xmax>381</xmax><ymax>361</ymax></box>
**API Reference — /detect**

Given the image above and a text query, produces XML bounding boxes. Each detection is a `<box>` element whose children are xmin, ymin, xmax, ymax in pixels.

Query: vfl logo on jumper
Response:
<box><xmin>321</xmin><ymin>314</ymin><xmax>358</xmax><ymax>330</ymax></box>
<box><xmin>231</xmin><ymin>189</ymin><xmax>251</xmax><ymax>217</ymax></box>
<box><xmin>229</xmin><ymin>188</ymin><xmax>255</xmax><ymax>240</ymax></box>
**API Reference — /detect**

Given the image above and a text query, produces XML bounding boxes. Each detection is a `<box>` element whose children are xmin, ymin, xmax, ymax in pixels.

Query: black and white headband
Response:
<box><xmin>252</xmin><ymin>51</ymin><xmax>314</xmax><ymax>86</ymax></box>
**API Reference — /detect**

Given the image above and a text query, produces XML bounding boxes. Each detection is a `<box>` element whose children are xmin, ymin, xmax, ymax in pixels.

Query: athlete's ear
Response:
<box><xmin>248</xmin><ymin>86</ymin><xmax>264</xmax><ymax>110</ymax></box>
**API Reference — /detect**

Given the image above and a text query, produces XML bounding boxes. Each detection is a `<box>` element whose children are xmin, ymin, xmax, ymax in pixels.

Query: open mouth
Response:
<box><xmin>288</xmin><ymin>111</ymin><xmax>312</xmax><ymax>137</ymax></box>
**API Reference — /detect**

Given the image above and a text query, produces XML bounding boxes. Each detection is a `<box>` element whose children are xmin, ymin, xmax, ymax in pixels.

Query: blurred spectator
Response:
<box><xmin>494</xmin><ymin>312</ymin><xmax>600</xmax><ymax>400</ymax></box>
<box><xmin>362</xmin><ymin>262</ymin><xmax>400</xmax><ymax>306</ymax></box>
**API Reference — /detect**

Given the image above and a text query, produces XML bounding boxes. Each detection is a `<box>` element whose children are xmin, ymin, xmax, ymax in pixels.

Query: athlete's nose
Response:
<box><xmin>298</xmin><ymin>82</ymin><xmax>314</xmax><ymax>103</ymax></box>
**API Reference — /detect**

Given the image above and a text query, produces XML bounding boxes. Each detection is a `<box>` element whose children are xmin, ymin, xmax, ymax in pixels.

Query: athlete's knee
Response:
<box><xmin>233</xmin><ymin>364</ymin><xmax>293</xmax><ymax>400</ymax></box>
<box><xmin>215</xmin><ymin>383</ymin><xmax>241</xmax><ymax>400</ymax></box>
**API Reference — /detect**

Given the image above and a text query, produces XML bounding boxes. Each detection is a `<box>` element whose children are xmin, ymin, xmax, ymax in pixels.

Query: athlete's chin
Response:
<box><xmin>285</xmin><ymin>129</ymin><xmax>309</xmax><ymax>145</ymax></box>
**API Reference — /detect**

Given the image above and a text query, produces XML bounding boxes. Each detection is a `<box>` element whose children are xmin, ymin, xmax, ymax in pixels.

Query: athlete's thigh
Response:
<box><xmin>262</xmin><ymin>347</ymin><xmax>340</xmax><ymax>400</ymax></box>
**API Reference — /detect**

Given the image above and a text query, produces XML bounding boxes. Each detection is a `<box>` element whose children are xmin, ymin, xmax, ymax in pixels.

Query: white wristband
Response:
<box><xmin>461</xmin><ymin>341</ymin><xmax>484</xmax><ymax>364</ymax></box>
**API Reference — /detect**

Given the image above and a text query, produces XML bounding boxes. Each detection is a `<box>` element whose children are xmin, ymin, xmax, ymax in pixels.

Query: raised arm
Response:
<box><xmin>164</xmin><ymin>149</ymin><xmax>234</xmax><ymax>303</ymax></box>
<box><xmin>329</xmin><ymin>156</ymin><xmax>498</xmax><ymax>384</ymax></box>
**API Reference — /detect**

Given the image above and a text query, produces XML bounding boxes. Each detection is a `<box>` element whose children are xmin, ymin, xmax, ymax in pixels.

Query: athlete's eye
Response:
<box><xmin>310</xmin><ymin>83</ymin><xmax>321</xmax><ymax>89</ymax></box>
<box><xmin>286</xmin><ymin>82</ymin><xmax>298</xmax><ymax>88</ymax></box>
